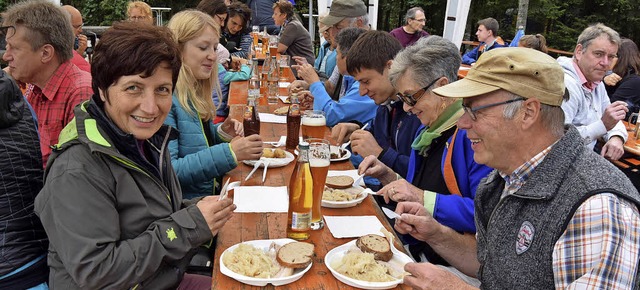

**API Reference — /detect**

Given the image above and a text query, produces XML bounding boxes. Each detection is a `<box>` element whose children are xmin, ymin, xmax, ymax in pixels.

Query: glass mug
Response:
<box><xmin>278</xmin><ymin>55</ymin><xmax>290</xmax><ymax>82</ymax></box>
<box><xmin>307</xmin><ymin>138</ymin><xmax>330</xmax><ymax>230</ymax></box>
<box><xmin>301</xmin><ymin>110</ymin><xmax>326</xmax><ymax>140</ymax></box>
<box><xmin>628</xmin><ymin>112</ymin><xmax>639</xmax><ymax>140</ymax></box>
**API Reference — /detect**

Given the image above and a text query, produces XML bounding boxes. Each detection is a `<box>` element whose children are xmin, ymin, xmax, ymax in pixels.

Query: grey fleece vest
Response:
<box><xmin>475</xmin><ymin>126</ymin><xmax>640</xmax><ymax>289</ymax></box>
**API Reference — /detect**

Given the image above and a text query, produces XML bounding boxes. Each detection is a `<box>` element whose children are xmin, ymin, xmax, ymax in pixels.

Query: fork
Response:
<box><xmin>261</xmin><ymin>159</ymin><xmax>270</xmax><ymax>183</ymax></box>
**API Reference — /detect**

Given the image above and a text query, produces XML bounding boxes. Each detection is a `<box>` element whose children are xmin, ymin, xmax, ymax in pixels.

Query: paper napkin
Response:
<box><xmin>258</xmin><ymin>113</ymin><xmax>287</xmax><ymax>124</ymax></box>
<box><xmin>324</xmin><ymin>215</ymin><xmax>385</xmax><ymax>238</ymax></box>
<box><xmin>233</xmin><ymin>186</ymin><xmax>288</xmax><ymax>213</ymax></box>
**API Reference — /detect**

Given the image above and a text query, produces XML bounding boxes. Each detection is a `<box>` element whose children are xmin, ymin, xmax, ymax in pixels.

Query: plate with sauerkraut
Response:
<box><xmin>322</xmin><ymin>186</ymin><xmax>371</xmax><ymax>208</ymax></box>
<box><xmin>220</xmin><ymin>239</ymin><xmax>314</xmax><ymax>286</ymax></box>
<box><xmin>325</xmin><ymin>234</ymin><xmax>413</xmax><ymax>289</ymax></box>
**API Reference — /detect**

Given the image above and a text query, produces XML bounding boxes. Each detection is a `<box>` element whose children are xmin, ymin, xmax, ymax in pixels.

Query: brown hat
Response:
<box><xmin>320</xmin><ymin>0</ymin><xmax>367</xmax><ymax>27</ymax></box>
<box><xmin>433</xmin><ymin>48</ymin><xmax>565</xmax><ymax>106</ymax></box>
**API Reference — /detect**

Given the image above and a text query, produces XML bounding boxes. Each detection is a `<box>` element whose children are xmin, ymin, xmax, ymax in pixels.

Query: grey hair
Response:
<box><xmin>335</xmin><ymin>27</ymin><xmax>366</xmax><ymax>56</ymax></box>
<box><xmin>577</xmin><ymin>23</ymin><xmax>621</xmax><ymax>52</ymax></box>
<box><xmin>405</xmin><ymin>7</ymin><xmax>424</xmax><ymax>24</ymax></box>
<box><xmin>3</xmin><ymin>0</ymin><xmax>74</xmax><ymax>62</ymax></box>
<box><xmin>346</xmin><ymin>15</ymin><xmax>369</xmax><ymax>28</ymax></box>
<box><xmin>389</xmin><ymin>36</ymin><xmax>461</xmax><ymax>88</ymax></box>
<box><xmin>503</xmin><ymin>92</ymin><xmax>565</xmax><ymax>137</ymax></box>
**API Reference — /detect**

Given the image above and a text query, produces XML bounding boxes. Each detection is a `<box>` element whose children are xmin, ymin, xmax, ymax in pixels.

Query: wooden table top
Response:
<box><xmin>211</xmin><ymin>80</ymin><xmax>410</xmax><ymax>289</ymax></box>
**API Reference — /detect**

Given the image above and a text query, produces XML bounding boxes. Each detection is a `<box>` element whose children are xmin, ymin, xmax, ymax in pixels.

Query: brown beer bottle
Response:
<box><xmin>286</xmin><ymin>93</ymin><xmax>301</xmax><ymax>151</ymax></box>
<box><xmin>243</xmin><ymin>97</ymin><xmax>260</xmax><ymax>136</ymax></box>
<box><xmin>287</xmin><ymin>141</ymin><xmax>312</xmax><ymax>240</ymax></box>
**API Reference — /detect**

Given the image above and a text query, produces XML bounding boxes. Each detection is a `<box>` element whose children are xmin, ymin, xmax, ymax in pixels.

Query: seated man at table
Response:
<box><xmin>389</xmin><ymin>7</ymin><xmax>430</xmax><ymax>48</ymax></box>
<box><xmin>396</xmin><ymin>47</ymin><xmax>640</xmax><ymax>289</ymax></box>
<box><xmin>293</xmin><ymin>28</ymin><xmax>377</xmax><ymax>127</ymax></box>
<box><xmin>461</xmin><ymin>17</ymin><xmax>505</xmax><ymax>65</ymax></box>
<box><xmin>332</xmin><ymin>30</ymin><xmax>422</xmax><ymax>179</ymax></box>
<box><xmin>559</xmin><ymin>23</ymin><xmax>628</xmax><ymax>161</ymax></box>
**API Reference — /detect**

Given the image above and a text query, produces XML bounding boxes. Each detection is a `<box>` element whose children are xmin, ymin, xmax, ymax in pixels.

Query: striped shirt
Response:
<box><xmin>499</xmin><ymin>143</ymin><xmax>640</xmax><ymax>288</ymax></box>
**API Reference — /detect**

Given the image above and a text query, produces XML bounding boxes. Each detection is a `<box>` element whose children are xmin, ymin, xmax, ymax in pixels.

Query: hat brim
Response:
<box><xmin>320</xmin><ymin>14</ymin><xmax>345</xmax><ymax>27</ymax></box>
<box><xmin>433</xmin><ymin>77</ymin><xmax>501</xmax><ymax>99</ymax></box>
<box><xmin>319</xmin><ymin>25</ymin><xmax>330</xmax><ymax>33</ymax></box>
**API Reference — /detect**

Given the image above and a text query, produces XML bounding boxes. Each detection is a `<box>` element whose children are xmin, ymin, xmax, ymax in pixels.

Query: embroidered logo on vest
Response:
<box><xmin>516</xmin><ymin>221</ymin><xmax>534</xmax><ymax>255</ymax></box>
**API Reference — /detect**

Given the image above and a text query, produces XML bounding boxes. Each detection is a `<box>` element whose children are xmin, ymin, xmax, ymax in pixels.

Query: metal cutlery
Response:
<box><xmin>382</xmin><ymin>207</ymin><xmax>401</xmax><ymax>220</ymax></box>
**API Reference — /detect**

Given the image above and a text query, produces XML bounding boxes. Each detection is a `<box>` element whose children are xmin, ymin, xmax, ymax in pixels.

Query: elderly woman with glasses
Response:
<box><xmin>359</xmin><ymin>36</ymin><xmax>491</xmax><ymax>264</ymax></box>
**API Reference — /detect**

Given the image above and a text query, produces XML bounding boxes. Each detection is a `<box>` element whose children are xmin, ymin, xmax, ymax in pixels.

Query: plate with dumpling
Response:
<box><xmin>243</xmin><ymin>148</ymin><xmax>295</xmax><ymax>168</ymax></box>
<box><xmin>326</xmin><ymin>230</ymin><xmax>413</xmax><ymax>289</ymax></box>
<box><xmin>220</xmin><ymin>239</ymin><xmax>314</xmax><ymax>286</ymax></box>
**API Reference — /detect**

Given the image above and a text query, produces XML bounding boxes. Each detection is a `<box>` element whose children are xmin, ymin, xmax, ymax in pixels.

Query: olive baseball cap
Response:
<box><xmin>320</xmin><ymin>0</ymin><xmax>367</xmax><ymax>27</ymax></box>
<box><xmin>433</xmin><ymin>48</ymin><xmax>565</xmax><ymax>106</ymax></box>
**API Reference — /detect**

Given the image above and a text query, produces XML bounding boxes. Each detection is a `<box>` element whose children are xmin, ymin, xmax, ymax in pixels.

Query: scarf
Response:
<box><xmin>411</xmin><ymin>99</ymin><xmax>464</xmax><ymax>156</ymax></box>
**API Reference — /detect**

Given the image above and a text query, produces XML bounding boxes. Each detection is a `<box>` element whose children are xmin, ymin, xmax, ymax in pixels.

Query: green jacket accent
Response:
<box><xmin>35</xmin><ymin>101</ymin><xmax>213</xmax><ymax>289</ymax></box>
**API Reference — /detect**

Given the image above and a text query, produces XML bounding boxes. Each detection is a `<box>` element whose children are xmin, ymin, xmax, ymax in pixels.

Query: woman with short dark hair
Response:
<box><xmin>272</xmin><ymin>0</ymin><xmax>315</xmax><ymax>66</ymax></box>
<box><xmin>35</xmin><ymin>21</ymin><xmax>235</xmax><ymax>289</ymax></box>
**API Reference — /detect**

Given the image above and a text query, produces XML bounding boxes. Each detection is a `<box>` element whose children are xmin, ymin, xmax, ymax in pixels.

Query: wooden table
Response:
<box><xmin>622</xmin><ymin>121</ymin><xmax>640</xmax><ymax>156</ymax></box>
<box><xmin>211</xmin><ymin>77</ymin><xmax>410</xmax><ymax>289</ymax></box>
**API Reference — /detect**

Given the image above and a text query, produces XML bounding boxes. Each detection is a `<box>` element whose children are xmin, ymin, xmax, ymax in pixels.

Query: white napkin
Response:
<box><xmin>328</xmin><ymin>170</ymin><xmax>365</xmax><ymax>187</ymax></box>
<box><xmin>278</xmin><ymin>96</ymin><xmax>290</xmax><ymax>103</ymax></box>
<box><xmin>258</xmin><ymin>113</ymin><xmax>286</xmax><ymax>124</ymax></box>
<box><xmin>233</xmin><ymin>186</ymin><xmax>288</xmax><ymax>212</ymax></box>
<box><xmin>279</xmin><ymin>82</ymin><xmax>291</xmax><ymax>88</ymax></box>
<box><xmin>324</xmin><ymin>215</ymin><xmax>385</xmax><ymax>238</ymax></box>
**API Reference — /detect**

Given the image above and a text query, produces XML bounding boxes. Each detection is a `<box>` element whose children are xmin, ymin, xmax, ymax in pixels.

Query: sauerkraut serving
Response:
<box><xmin>222</xmin><ymin>243</ymin><xmax>293</xmax><ymax>278</ymax></box>
<box><xmin>322</xmin><ymin>186</ymin><xmax>363</xmax><ymax>201</ymax></box>
<box><xmin>330</xmin><ymin>246</ymin><xmax>405</xmax><ymax>282</ymax></box>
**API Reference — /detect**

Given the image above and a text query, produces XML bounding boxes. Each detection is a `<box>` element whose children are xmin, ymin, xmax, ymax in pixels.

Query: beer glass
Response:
<box><xmin>279</xmin><ymin>55</ymin><xmax>290</xmax><ymax>82</ymax></box>
<box><xmin>251</xmin><ymin>25</ymin><xmax>259</xmax><ymax>48</ymax></box>
<box><xmin>307</xmin><ymin>138</ymin><xmax>330</xmax><ymax>230</ymax></box>
<box><xmin>269</xmin><ymin>35</ymin><xmax>279</xmax><ymax>56</ymax></box>
<box><xmin>301</xmin><ymin>110</ymin><xmax>326</xmax><ymax>139</ymax></box>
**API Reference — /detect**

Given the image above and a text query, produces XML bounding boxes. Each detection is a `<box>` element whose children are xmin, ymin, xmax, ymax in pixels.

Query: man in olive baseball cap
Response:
<box><xmin>395</xmin><ymin>47</ymin><xmax>640</xmax><ymax>290</ymax></box>
<box><xmin>321</xmin><ymin>0</ymin><xmax>367</xmax><ymax>27</ymax></box>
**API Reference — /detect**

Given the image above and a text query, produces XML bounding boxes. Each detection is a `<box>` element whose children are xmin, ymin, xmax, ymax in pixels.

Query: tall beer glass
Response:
<box><xmin>301</xmin><ymin>110</ymin><xmax>326</xmax><ymax>140</ymax></box>
<box><xmin>307</xmin><ymin>138</ymin><xmax>330</xmax><ymax>230</ymax></box>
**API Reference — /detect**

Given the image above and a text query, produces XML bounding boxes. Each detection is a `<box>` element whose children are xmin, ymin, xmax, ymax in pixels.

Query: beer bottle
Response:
<box><xmin>286</xmin><ymin>93</ymin><xmax>301</xmax><ymax>151</ymax></box>
<box><xmin>287</xmin><ymin>141</ymin><xmax>312</xmax><ymax>240</ymax></box>
<box><xmin>248</xmin><ymin>58</ymin><xmax>260</xmax><ymax>101</ymax></box>
<box><xmin>243</xmin><ymin>97</ymin><xmax>260</xmax><ymax>136</ymax></box>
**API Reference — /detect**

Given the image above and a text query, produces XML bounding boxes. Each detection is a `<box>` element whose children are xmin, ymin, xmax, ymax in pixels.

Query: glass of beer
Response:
<box><xmin>279</xmin><ymin>55</ymin><xmax>290</xmax><ymax>82</ymax></box>
<box><xmin>301</xmin><ymin>110</ymin><xmax>326</xmax><ymax>140</ymax></box>
<box><xmin>269</xmin><ymin>35</ymin><xmax>279</xmax><ymax>56</ymax></box>
<box><xmin>251</xmin><ymin>25</ymin><xmax>259</xmax><ymax>47</ymax></box>
<box><xmin>307</xmin><ymin>138</ymin><xmax>330</xmax><ymax>230</ymax></box>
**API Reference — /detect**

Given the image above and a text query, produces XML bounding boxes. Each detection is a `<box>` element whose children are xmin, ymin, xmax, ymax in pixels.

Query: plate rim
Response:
<box><xmin>242</xmin><ymin>151</ymin><xmax>295</xmax><ymax>168</ymax></box>
<box><xmin>329</xmin><ymin>145</ymin><xmax>351</xmax><ymax>162</ymax></box>
<box><xmin>219</xmin><ymin>238</ymin><xmax>312</xmax><ymax>286</ymax></box>
<box><xmin>322</xmin><ymin>186</ymin><xmax>367</xmax><ymax>208</ymax></box>
<box><xmin>325</xmin><ymin>239</ymin><xmax>411</xmax><ymax>289</ymax></box>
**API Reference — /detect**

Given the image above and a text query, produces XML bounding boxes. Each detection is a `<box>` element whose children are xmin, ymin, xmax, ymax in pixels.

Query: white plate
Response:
<box><xmin>220</xmin><ymin>238</ymin><xmax>312</xmax><ymax>286</ymax></box>
<box><xmin>325</xmin><ymin>239</ymin><xmax>412</xmax><ymax>289</ymax></box>
<box><xmin>296</xmin><ymin>147</ymin><xmax>351</xmax><ymax>162</ymax></box>
<box><xmin>322</xmin><ymin>186</ymin><xmax>369</xmax><ymax>208</ymax></box>
<box><xmin>278</xmin><ymin>96</ymin><xmax>290</xmax><ymax>103</ymax></box>
<box><xmin>329</xmin><ymin>145</ymin><xmax>351</xmax><ymax>162</ymax></box>
<box><xmin>242</xmin><ymin>151</ymin><xmax>295</xmax><ymax>168</ymax></box>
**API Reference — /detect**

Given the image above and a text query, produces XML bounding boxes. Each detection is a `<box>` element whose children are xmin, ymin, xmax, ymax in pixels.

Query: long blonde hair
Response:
<box><xmin>167</xmin><ymin>10</ymin><xmax>223</xmax><ymax>121</ymax></box>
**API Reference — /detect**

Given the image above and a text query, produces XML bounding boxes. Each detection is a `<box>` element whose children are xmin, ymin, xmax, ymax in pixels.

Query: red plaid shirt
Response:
<box><xmin>26</xmin><ymin>61</ymin><xmax>92</xmax><ymax>167</ymax></box>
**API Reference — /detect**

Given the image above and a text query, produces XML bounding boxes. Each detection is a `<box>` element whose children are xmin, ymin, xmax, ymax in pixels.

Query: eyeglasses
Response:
<box><xmin>462</xmin><ymin>97</ymin><xmax>526</xmax><ymax>121</ymax></box>
<box><xmin>129</xmin><ymin>16</ymin><xmax>149</xmax><ymax>21</ymax></box>
<box><xmin>0</xmin><ymin>26</ymin><xmax>16</xmax><ymax>40</ymax></box>
<box><xmin>396</xmin><ymin>77</ymin><xmax>441</xmax><ymax>106</ymax></box>
<box><xmin>411</xmin><ymin>18</ymin><xmax>426</xmax><ymax>23</ymax></box>
<box><xmin>72</xmin><ymin>23</ymin><xmax>84</xmax><ymax>29</ymax></box>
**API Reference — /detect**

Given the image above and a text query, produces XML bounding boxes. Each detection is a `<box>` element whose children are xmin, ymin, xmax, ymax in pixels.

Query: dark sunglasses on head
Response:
<box><xmin>0</xmin><ymin>26</ymin><xmax>16</xmax><ymax>40</ymax></box>
<box><xmin>396</xmin><ymin>77</ymin><xmax>441</xmax><ymax>106</ymax></box>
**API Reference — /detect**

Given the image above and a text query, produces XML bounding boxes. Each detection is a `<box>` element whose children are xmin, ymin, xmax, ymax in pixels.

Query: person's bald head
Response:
<box><xmin>62</xmin><ymin>5</ymin><xmax>83</xmax><ymax>36</ymax></box>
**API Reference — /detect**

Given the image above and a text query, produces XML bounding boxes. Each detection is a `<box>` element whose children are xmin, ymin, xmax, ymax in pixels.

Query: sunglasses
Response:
<box><xmin>396</xmin><ymin>77</ymin><xmax>441</xmax><ymax>106</ymax></box>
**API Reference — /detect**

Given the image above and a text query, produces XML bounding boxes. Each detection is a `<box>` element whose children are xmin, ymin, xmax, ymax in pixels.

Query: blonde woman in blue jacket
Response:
<box><xmin>166</xmin><ymin>10</ymin><xmax>263</xmax><ymax>199</ymax></box>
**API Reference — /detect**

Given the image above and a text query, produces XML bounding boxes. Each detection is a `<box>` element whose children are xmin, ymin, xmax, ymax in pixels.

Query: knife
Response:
<box><xmin>382</xmin><ymin>207</ymin><xmax>401</xmax><ymax>219</ymax></box>
<box><xmin>245</xmin><ymin>159</ymin><xmax>264</xmax><ymax>181</ymax></box>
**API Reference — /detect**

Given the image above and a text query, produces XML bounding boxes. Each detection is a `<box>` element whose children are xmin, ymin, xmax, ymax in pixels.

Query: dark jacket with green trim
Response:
<box><xmin>34</xmin><ymin>99</ymin><xmax>213</xmax><ymax>289</ymax></box>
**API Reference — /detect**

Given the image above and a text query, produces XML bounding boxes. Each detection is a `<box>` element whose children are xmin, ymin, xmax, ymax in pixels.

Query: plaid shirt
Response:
<box><xmin>26</xmin><ymin>61</ymin><xmax>92</xmax><ymax>167</ymax></box>
<box><xmin>500</xmin><ymin>143</ymin><xmax>640</xmax><ymax>289</ymax></box>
